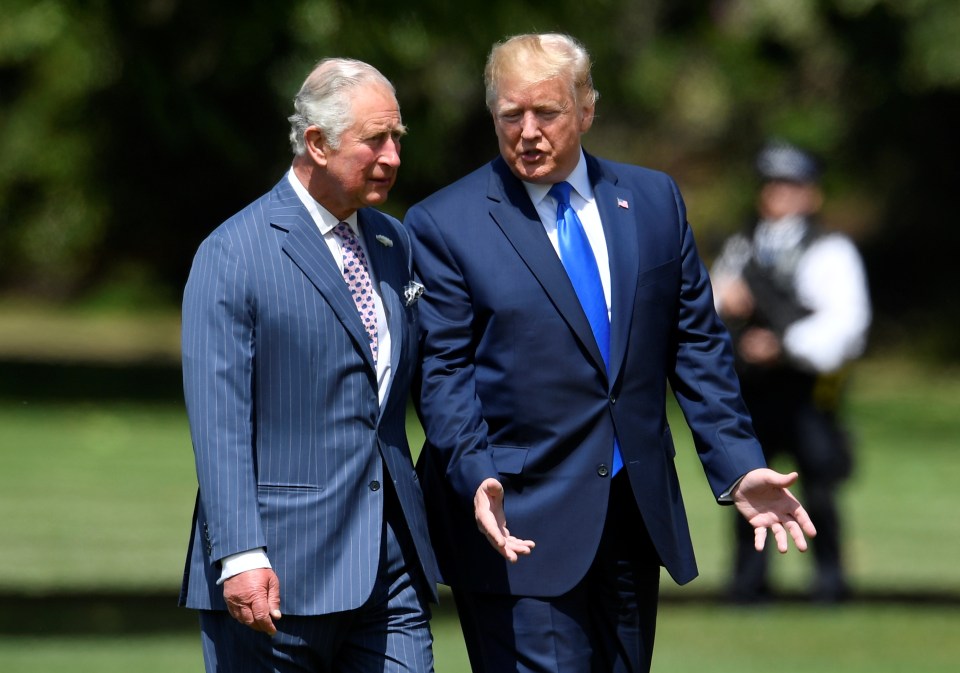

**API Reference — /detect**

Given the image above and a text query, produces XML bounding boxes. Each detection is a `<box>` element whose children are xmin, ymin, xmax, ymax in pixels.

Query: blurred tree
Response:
<box><xmin>0</xmin><ymin>0</ymin><xmax>957</xmax><ymax>354</ymax></box>
<box><xmin>0</xmin><ymin>0</ymin><xmax>119</xmax><ymax>297</ymax></box>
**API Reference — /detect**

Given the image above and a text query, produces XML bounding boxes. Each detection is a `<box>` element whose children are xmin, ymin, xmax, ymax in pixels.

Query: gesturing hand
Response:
<box><xmin>733</xmin><ymin>468</ymin><xmax>818</xmax><ymax>553</ymax></box>
<box><xmin>223</xmin><ymin>568</ymin><xmax>282</xmax><ymax>635</ymax></box>
<box><xmin>474</xmin><ymin>478</ymin><xmax>536</xmax><ymax>563</ymax></box>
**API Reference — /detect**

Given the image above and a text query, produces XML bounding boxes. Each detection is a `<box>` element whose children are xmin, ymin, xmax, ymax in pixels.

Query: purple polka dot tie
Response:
<box><xmin>334</xmin><ymin>222</ymin><xmax>378</xmax><ymax>362</ymax></box>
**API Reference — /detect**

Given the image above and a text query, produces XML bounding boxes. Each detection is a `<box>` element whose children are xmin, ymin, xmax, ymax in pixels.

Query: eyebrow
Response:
<box><xmin>359</xmin><ymin>121</ymin><xmax>408</xmax><ymax>140</ymax></box>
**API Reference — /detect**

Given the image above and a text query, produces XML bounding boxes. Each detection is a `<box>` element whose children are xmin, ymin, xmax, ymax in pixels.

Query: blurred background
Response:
<box><xmin>1</xmin><ymin>0</ymin><xmax>958</xmax><ymax>671</ymax></box>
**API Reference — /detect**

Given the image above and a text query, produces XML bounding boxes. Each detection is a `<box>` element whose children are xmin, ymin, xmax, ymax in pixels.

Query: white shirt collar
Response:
<box><xmin>522</xmin><ymin>149</ymin><xmax>593</xmax><ymax>207</ymax></box>
<box><xmin>286</xmin><ymin>168</ymin><xmax>359</xmax><ymax>235</ymax></box>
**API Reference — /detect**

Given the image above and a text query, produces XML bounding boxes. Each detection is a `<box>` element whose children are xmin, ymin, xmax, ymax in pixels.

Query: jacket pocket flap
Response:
<box><xmin>490</xmin><ymin>445</ymin><xmax>529</xmax><ymax>475</ymax></box>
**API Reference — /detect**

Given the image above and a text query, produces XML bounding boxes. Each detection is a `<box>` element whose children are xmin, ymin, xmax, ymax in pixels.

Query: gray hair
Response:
<box><xmin>288</xmin><ymin>58</ymin><xmax>397</xmax><ymax>155</ymax></box>
<box><xmin>484</xmin><ymin>33</ymin><xmax>599</xmax><ymax>112</ymax></box>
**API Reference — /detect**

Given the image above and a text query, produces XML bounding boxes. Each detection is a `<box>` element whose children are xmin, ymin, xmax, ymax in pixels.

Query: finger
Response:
<box><xmin>510</xmin><ymin>541</ymin><xmax>535</xmax><ymax>555</ymax></box>
<box><xmin>792</xmin><ymin>507</ymin><xmax>818</xmax><ymax>538</ymax></box>
<box><xmin>504</xmin><ymin>537</ymin><xmax>535</xmax><ymax>556</ymax></box>
<box><xmin>478</xmin><ymin>514</ymin><xmax>506</xmax><ymax>547</ymax></box>
<box><xmin>772</xmin><ymin>522</ymin><xmax>789</xmax><ymax>553</ymax></box>
<box><xmin>227</xmin><ymin>604</ymin><xmax>242</xmax><ymax>623</ymax></box>
<box><xmin>251</xmin><ymin>604</ymin><xmax>278</xmax><ymax>635</ymax></box>
<box><xmin>235</xmin><ymin>604</ymin><xmax>255</xmax><ymax>627</ymax></box>
<box><xmin>785</xmin><ymin>520</ymin><xmax>809</xmax><ymax>552</ymax></box>
<box><xmin>778</xmin><ymin>471</ymin><xmax>800</xmax><ymax>488</ymax></box>
<box><xmin>753</xmin><ymin>525</ymin><xmax>768</xmax><ymax>552</ymax></box>
<box><xmin>268</xmin><ymin>574</ymin><xmax>283</xmax><ymax>621</ymax></box>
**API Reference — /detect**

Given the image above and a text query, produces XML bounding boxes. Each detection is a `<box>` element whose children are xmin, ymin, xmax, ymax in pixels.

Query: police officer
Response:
<box><xmin>711</xmin><ymin>140</ymin><xmax>872</xmax><ymax>603</ymax></box>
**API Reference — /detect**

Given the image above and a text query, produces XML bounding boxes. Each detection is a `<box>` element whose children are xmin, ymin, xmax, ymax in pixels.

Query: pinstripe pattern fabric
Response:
<box><xmin>199</xmin><ymin>493</ymin><xmax>434</xmax><ymax>672</ymax></box>
<box><xmin>179</xmin><ymin>176</ymin><xmax>439</xmax><ymax>621</ymax></box>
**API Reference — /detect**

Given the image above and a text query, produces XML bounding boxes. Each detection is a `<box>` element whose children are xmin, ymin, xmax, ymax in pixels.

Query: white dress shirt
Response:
<box><xmin>286</xmin><ymin>169</ymin><xmax>393</xmax><ymax>402</ymax></box>
<box><xmin>216</xmin><ymin>169</ymin><xmax>394</xmax><ymax>584</ymax></box>
<box><xmin>524</xmin><ymin>150</ymin><xmax>613</xmax><ymax>322</ymax></box>
<box><xmin>712</xmin><ymin>215</ymin><xmax>871</xmax><ymax>374</ymax></box>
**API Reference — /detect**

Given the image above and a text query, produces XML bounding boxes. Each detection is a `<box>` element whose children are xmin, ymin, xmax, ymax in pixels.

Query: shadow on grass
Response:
<box><xmin>3</xmin><ymin>589</ymin><xmax>959</xmax><ymax>636</ymax></box>
<box><xmin>0</xmin><ymin>359</ymin><xmax>182</xmax><ymax>402</ymax></box>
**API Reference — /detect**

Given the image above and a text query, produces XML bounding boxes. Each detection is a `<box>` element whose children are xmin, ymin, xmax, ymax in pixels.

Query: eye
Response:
<box><xmin>537</xmin><ymin>108</ymin><xmax>561</xmax><ymax>122</ymax></box>
<box><xmin>367</xmin><ymin>132</ymin><xmax>391</xmax><ymax>147</ymax></box>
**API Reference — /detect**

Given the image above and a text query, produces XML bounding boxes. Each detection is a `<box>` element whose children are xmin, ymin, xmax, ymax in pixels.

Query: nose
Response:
<box><xmin>520</xmin><ymin>112</ymin><xmax>541</xmax><ymax>140</ymax></box>
<box><xmin>380</xmin><ymin>137</ymin><xmax>401</xmax><ymax>167</ymax></box>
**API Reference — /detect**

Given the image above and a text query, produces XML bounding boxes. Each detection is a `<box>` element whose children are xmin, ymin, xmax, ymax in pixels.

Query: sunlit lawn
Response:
<box><xmin>2</xmin><ymin>335</ymin><xmax>959</xmax><ymax>671</ymax></box>
<box><xmin>2</xmin><ymin>604</ymin><xmax>957</xmax><ymax>672</ymax></box>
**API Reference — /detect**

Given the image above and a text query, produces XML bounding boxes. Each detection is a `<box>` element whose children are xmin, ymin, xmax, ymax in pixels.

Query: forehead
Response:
<box><xmin>348</xmin><ymin>84</ymin><xmax>401</xmax><ymax>128</ymax></box>
<box><xmin>494</xmin><ymin>74</ymin><xmax>573</xmax><ymax>110</ymax></box>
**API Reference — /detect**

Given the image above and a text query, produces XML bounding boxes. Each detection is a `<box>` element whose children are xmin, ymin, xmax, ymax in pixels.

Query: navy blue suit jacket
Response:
<box><xmin>179</xmin><ymin>176</ymin><xmax>439</xmax><ymax>614</ymax></box>
<box><xmin>405</xmin><ymin>153</ymin><xmax>765</xmax><ymax>597</ymax></box>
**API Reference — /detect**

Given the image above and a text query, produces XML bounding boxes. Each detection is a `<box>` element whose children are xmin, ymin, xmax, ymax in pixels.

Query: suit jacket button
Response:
<box><xmin>597</xmin><ymin>464</ymin><xmax>609</xmax><ymax>477</ymax></box>
<box><xmin>369</xmin><ymin>480</ymin><xmax>381</xmax><ymax>491</ymax></box>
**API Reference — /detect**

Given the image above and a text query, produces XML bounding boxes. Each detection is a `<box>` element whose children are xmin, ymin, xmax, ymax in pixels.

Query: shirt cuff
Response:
<box><xmin>216</xmin><ymin>548</ymin><xmax>271</xmax><ymax>585</ymax></box>
<box><xmin>718</xmin><ymin>475</ymin><xmax>746</xmax><ymax>504</ymax></box>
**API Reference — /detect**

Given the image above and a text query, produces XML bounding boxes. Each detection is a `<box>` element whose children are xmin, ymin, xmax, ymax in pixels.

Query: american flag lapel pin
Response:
<box><xmin>617</xmin><ymin>197</ymin><xmax>629</xmax><ymax>209</ymax></box>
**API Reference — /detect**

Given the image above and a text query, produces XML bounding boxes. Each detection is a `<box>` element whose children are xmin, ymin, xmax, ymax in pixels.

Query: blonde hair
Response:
<box><xmin>484</xmin><ymin>33</ymin><xmax>599</xmax><ymax>111</ymax></box>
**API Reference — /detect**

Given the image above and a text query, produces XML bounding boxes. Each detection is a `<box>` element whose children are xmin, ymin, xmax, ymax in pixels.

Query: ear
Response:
<box><xmin>809</xmin><ymin>185</ymin><xmax>825</xmax><ymax>213</ymax></box>
<box><xmin>579</xmin><ymin>102</ymin><xmax>596</xmax><ymax>134</ymax></box>
<box><xmin>304</xmin><ymin>126</ymin><xmax>328</xmax><ymax>166</ymax></box>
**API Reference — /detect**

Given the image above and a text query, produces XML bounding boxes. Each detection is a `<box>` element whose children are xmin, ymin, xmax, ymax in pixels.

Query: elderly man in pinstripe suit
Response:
<box><xmin>179</xmin><ymin>58</ymin><xmax>439</xmax><ymax>672</ymax></box>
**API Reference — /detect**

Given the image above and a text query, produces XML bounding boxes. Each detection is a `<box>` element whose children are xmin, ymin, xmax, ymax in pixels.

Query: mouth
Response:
<box><xmin>519</xmin><ymin>149</ymin><xmax>544</xmax><ymax>164</ymax></box>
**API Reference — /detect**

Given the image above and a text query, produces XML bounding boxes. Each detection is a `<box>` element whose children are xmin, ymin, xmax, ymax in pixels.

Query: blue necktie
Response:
<box><xmin>550</xmin><ymin>181</ymin><xmax>623</xmax><ymax>476</ymax></box>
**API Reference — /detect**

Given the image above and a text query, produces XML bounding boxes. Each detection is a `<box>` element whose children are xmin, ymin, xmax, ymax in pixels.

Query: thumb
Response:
<box><xmin>747</xmin><ymin>467</ymin><xmax>798</xmax><ymax>489</ymax></box>
<box><xmin>773</xmin><ymin>470</ymin><xmax>799</xmax><ymax>487</ymax></box>
<box><xmin>482</xmin><ymin>478</ymin><xmax>504</xmax><ymax>500</ymax></box>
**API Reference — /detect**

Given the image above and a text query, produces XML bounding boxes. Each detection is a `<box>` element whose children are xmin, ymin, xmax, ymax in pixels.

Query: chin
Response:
<box><xmin>363</xmin><ymin>191</ymin><xmax>390</xmax><ymax>206</ymax></box>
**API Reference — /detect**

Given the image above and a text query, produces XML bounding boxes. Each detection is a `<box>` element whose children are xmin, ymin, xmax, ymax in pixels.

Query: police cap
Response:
<box><xmin>755</xmin><ymin>140</ymin><xmax>821</xmax><ymax>183</ymax></box>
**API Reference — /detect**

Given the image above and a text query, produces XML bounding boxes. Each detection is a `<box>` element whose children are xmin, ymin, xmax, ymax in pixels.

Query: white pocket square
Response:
<box><xmin>403</xmin><ymin>281</ymin><xmax>425</xmax><ymax>307</ymax></box>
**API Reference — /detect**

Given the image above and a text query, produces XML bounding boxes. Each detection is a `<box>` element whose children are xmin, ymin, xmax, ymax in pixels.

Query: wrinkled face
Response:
<box><xmin>758</xmin><ymin>181</ymin><xmax>823</xmax><ymax>220</ymax></box>
<box><xmin>318</xmin><ymin>84</ymin><xmax>404</xmax><ymax>219</ymax></box>
<box><xmin>491</xmin><ymin>74</ymin><xmax>594</xmax><ymax>184</ymax></box>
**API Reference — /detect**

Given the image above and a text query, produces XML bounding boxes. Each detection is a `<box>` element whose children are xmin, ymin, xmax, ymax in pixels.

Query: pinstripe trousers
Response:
<box><xmin>199</xmin><ymin>482</ymin><xmax>434</xmax><ymax>673</ymax></box>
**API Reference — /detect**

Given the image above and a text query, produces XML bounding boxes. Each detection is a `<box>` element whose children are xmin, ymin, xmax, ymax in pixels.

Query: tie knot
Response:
<box><xmin>548</xmin><ymin>181</ymin><xmax>573</xmax><ymax>207</ymax></box>
<box><xmin>333</xmin><ymin>222</ymin><xmax>355</xmax><ymax>241</ymax></box>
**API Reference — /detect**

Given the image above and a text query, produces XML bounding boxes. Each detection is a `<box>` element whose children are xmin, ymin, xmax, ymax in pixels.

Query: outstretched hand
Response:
<box><xmin>474</xmin><ymin>478</ymin><xmax>536</xmax><ymax>562</ymax></box>
<box><xmin>733</xmin><ymin>468</ymin><xmax>817</xmax><ymax>553</ymax></box>
<box><xmin>223</xmin><ymin>568</ymin><xmax>282</xmax><ymax>635</ymax></box>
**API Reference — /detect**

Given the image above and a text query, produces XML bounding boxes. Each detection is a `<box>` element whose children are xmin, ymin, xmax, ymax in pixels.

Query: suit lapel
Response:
<box><xmin>272</xmin><ymin>180</ymin><xmax>376</xmax><ymax>371</ymax></box>
<box><xmin>589</xmin><ymin>157</ymin><xmax>640</xmax><ymax>384</ymax></box>
<box><xmin>487</xmin><ymin>159</ymin><xmax>607</xmax><ymax>374</ymax></box>
<box><xmin>358</xmin><ymin>209</ymin><xmax>406</xmax><ymax>397</ymax></box>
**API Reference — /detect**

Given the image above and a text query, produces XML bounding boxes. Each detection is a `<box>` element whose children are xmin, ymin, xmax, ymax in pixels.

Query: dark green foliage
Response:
<box><xmin>1</xmin><ymin>0</ymin><xmax>958</xmax><ymax>354</ymax></box>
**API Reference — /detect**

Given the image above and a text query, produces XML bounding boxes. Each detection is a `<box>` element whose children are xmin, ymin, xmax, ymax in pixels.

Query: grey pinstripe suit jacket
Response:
<box><xmin>178</xmin><ymin>176</ymin><xmax>439</xmax><ymax>615</ymax></box>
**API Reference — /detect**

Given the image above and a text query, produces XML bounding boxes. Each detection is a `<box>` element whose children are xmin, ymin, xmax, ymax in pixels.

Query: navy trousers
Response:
<box><xmin>199</xmin><ymin>484</ymin><xmax>433</xmax><ymax>673</ymax></box>
<box><xmin>453</xmin><ymin>471</ymin><xmax>662</xmax><ymax>673</ymax></box>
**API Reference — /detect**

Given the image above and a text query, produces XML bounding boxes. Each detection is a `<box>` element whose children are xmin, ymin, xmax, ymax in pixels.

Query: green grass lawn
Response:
<box><xmin>662</xmin><ymin>356</ymin><xmax>960</xmax><ymax>597</ymax></box>
<box><xmin>8</xmin><ymin>357</ymin><xmax>951</xmax><ymax>595</ymax></box>
<box><xmin>0</xmin><ymin>402</ymin><xmax>195</xmax><ymax>591</ymax></box>
<box><xmin>1</xmin><ymin>347</ymin><xmax>958</xmax><ymax>671</ymax></box>
<box><xmin>2</xmin><ymin>604</ymin><xmax>957</xmax><ymax>672</ymax></box>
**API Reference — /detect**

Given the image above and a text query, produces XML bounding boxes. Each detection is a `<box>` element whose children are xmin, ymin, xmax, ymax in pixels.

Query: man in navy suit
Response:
<box><xmin>405</xmin><ymin>33</ymin><xmax>817</xmax><ymax>672</ymax></box>
<box><xmin>180</xmin><ymin>58</ymin><xmax>438</xmax><ymax>672</ymax></box>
